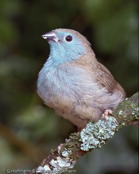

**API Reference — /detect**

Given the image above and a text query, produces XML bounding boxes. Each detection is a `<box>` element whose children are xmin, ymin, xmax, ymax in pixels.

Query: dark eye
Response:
<box><xmin>65</xmin><ymin>35</ymin><xmax>73</xmax><ymax>42</ymax></box>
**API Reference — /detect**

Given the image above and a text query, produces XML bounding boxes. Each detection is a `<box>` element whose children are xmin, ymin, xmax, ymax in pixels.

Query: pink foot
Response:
<box><xmin>57</xmin><ymin>139</ymin><xmax>70</xmax><ymax>154</ymax></box>
<box><xmin>102</xmin><ymin>109</ymin><xmax>113</xmax><ymax>120</ymax></box>
<box><xmin>57</xmin><ymin>143</ymin><xmax>63</xmax><ymax>154</ymax></box>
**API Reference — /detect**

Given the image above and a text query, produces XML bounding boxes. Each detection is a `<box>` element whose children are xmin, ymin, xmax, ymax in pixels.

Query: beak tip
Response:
<box><xmin>41</xmin><ymin>34</ymin><xmax>47</xmax><ymax>39</ymax></box>
<box><xmin>41</xmin><ymin>31</ymin><xmax>57</xmax><ymax>41</ymax></box>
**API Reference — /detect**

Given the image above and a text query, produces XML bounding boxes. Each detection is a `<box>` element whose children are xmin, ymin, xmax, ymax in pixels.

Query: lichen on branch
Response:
<box><xmin>80</xmin><ymin>117</ymin><xmax>118</xmax><ymax>151</ymax></box>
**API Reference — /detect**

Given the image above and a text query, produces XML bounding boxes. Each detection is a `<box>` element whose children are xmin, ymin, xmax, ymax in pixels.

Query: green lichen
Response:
<box><xmin>112</xmin><ymin>92</ymin><xmax>139</xmax><ymax>129</ymax></box>
<box><xmin>62</xmin><ymin>149</ymin><xmax>72</xmax><ymax>157</ymax></box>
<box><xmin>36</xmin><ymin>166</ymin><xmax>45</xmax><ymax>173</ymax></box>
<box><xmin>131</xmin><ymin>107</ymin><xmax>139</xmax><ymax>120</ymax></box>
<box><xmin>121</xmin><ymin>122</ymin><xmax>126</xmax><ymax>126</ymax></box>
<box><xmin>36</xmin><ymin>156</ymin><xmax>76</xmax><ymax>174</ymax></box>
<box><xmin>119</xmin><ymin>110</ymin><xmax>123</xmax><ymax>115</ymax></box>
<box><xmin>79</xmin><ymin>117</ymin><xmax>118</xmax><ymax>151</ymax></box>
<box><xmin>60</xmin><ymin>132</ymin><xmax>80</xmax><ymax>160</ymax></box>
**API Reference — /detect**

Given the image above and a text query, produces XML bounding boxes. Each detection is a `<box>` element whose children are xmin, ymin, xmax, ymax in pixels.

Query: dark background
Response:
<box><xmin>0</xmin><ymin>0</ymin><xmax>138</xmax><ymax>174</ymax></box>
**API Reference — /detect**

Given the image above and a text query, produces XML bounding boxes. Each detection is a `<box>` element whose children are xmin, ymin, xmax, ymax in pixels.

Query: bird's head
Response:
<box><xmin>42</xmin><ymin>28</ymin><xmax>92</xmax><ymax>64</ymax></box>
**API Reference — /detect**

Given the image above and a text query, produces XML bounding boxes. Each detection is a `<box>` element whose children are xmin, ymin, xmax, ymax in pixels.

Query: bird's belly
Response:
<box><xmin>37</xmin><ymin>72</ymin><xmax>103</xmax><ymax>128</ymax></box>
<box><xmin>37</xmin><ymin>67</ymin><xmax>124</xmax><ymax>128</ymax></box>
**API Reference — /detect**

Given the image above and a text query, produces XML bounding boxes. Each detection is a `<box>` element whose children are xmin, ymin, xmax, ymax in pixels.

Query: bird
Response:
<box><xmin>37</xmin><ymin>28</ymin><xmax>126</xmax><ymax>130</ymax></box>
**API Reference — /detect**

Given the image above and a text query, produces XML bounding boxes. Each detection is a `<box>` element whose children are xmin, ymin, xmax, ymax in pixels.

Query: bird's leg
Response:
<box><xmin>102</xmin><ymin>109</ymin><xmax>113</xmax><ymax>120</ymax></box>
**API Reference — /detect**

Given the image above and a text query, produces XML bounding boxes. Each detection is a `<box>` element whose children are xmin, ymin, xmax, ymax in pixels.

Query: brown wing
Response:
<box><xmin>71</xmin><ymin>53</ymin><xmax>125</xmax><ymax>96</ymax></box>
<box><xmin>95</xmin><ymin>62</ymin><xmax>117</xmax><ymax>93</ymax></box>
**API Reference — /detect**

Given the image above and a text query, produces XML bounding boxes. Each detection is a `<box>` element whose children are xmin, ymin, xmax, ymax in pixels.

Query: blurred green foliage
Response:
<box><xmin>0</xmin><ymin>0</ymin><xmax>138</xmax><ymax>174</ymax></box>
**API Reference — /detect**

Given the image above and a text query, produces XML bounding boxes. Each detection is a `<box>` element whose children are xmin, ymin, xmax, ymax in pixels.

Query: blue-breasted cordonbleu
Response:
<box><xmin>37</xmin><ymin>28</ymin><xmax>126</xmax><ymax>130</ymax></box>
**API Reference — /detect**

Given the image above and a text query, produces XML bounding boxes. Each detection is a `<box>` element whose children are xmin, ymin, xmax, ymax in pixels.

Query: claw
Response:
<box><xmin>102</xmin><ymin>109</ymin><xmax>113</xmax><ymax>120</ymax></box>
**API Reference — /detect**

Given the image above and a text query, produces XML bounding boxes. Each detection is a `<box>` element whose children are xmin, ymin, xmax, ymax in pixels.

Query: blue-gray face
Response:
<box><xmin>42</xmin><ymin>30</ymin><xmax>86</xmax><ymax>64</ymax></box>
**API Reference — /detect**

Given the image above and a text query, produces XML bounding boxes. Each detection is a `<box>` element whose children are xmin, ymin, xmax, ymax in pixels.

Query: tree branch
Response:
<box><xmin>27</xmin><ymin>92</ymin><xmax>138</xmax><ymax>174</ymax></box>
